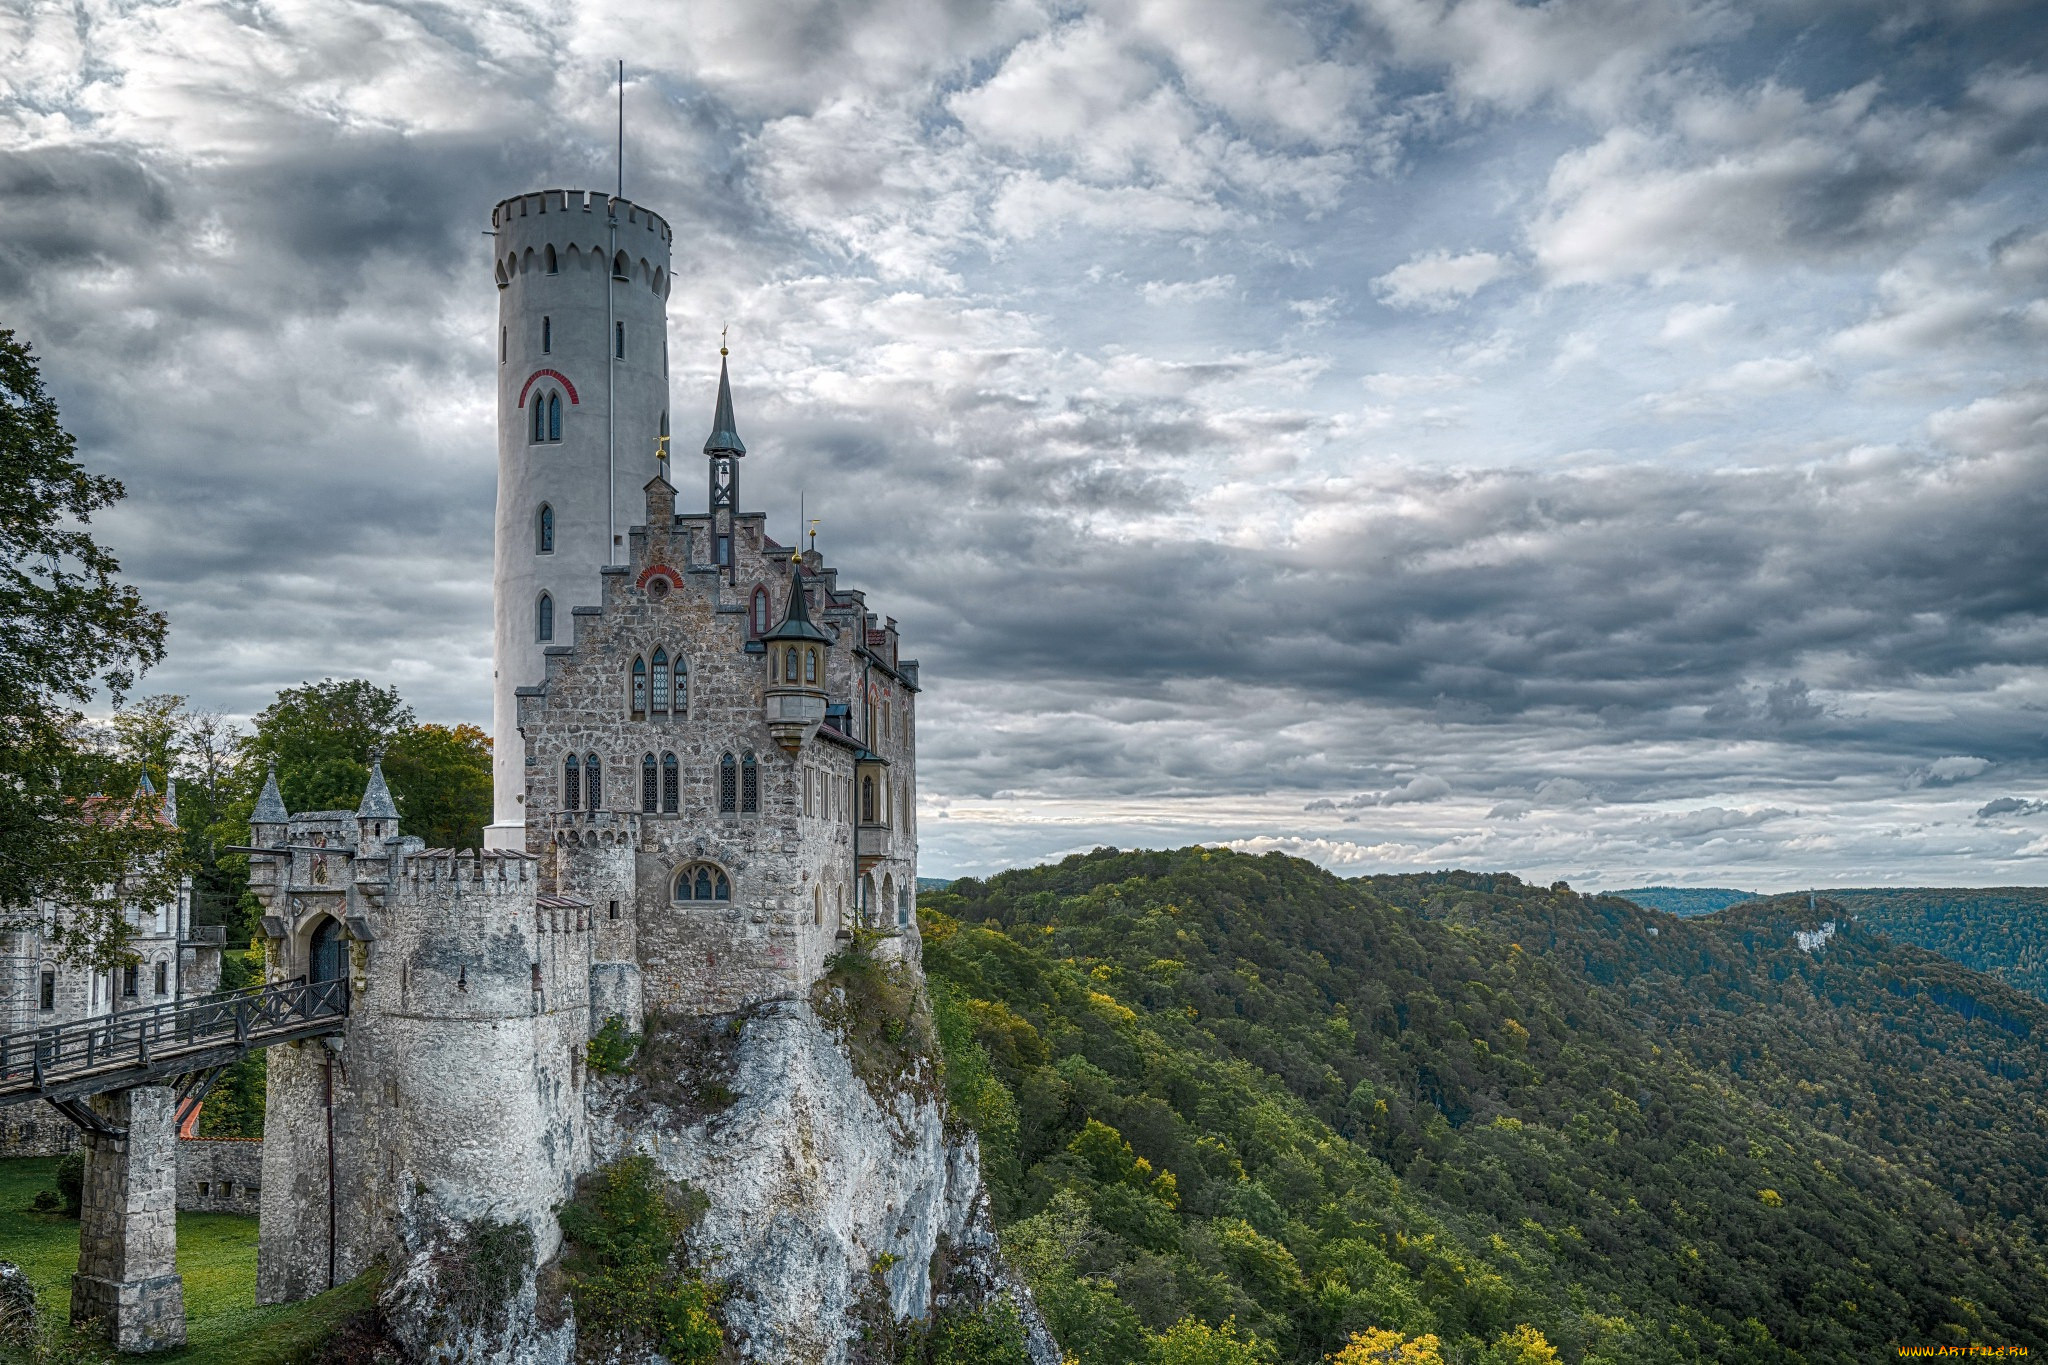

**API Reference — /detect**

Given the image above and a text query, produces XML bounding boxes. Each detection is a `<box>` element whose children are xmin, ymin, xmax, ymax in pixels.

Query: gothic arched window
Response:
<box><xmin>536</xmin><ymin>592</ymin><xmax>554</xmax><ymax>642</ymax></box>
<box><xmin>674</xmin><ymin>863</ymin><xmax>730</xmax><ymax>902</ymax></box>
<box><xmin>544</xmin><ymin>244</ymin><xmax>557</xmax><ymax>274</ymax></box>
<box><xmin>547</xmin><ymin>391</ymin><xmax>562</xmax><ymax>442</ymax></box>
<box><xmin>741</xmin><ymin>751</ymin><xmax>759</xmax><ymax>814</ymax></box>
<box><xmin>750</xmin><ymin>587</ymin><xmax>769</xmax><ymax>637</ymax></box>
<box><xmin>641</xmin><ymin>753</ymin><xmax>657</xmax><ymax>813</ymax></box>
<box><xmin>784</xmin><ymin>649</ymin><xmax>799</xmax><ymax>683</ymax></box>
<box><xmin>563</xmin><ymin>753</ymin><xmax>580</xmax><ymax>811</ymax></box>
<box><xmin>630</xmin><ymin>658</ymin><xmax>646</xmax><ymax>719</ymax></box>
<box><xmin>861</xmin><ymin>775</ymin><xmax>875</xmax><ymax>824</ymax></box>
<box><xmin>719</xmin><ymin>753</ymin><xmax>736</xmax><ymax>814</ymax></box>
<box><xmin>584</xmin><ymin>753</ymin><xmax>602</xmax><ymax>809</ymax></box>
<box><xmin>661</xmin><ymin>752</ymin><xmax>678</xmax><ymax>813</ymax></box>
<box><xmin>650</xmin><ymin>648</ymin><xmax>669</xmax><ymax>714</ymax></box>
<box><xmin>673</xmin><ymin>656</ymin><xmax>687</xmax><ymax>715</ymax></box>
<box><xmin>536</xmin><ymin>504</ymin><xmax>554</xmax><ymax>554</ymax></box>
<box><xmin>541</xmin><ymin>316</ymin><xmax>551</xmax><ymax>353</ymax></box>
<box><xmin>805</xmin><ymin>649</ymin><xmax>817</xmax><ymax>684</ymax></box>
<box><xmin>532</xmin><ymin>395</ymin><xmax>546</xmax><ymax>443</ymax></box>
<box><xmin>612</xmin><ymin>249</ymin><xmax>629</xmax><ymax>280</ymax></box>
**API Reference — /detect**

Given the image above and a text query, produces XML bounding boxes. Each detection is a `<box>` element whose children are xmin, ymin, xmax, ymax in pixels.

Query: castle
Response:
<box><xmin>250</xmin><ymin>187</ymin><xmax>925</xmax><ymax>1304</ymax></box>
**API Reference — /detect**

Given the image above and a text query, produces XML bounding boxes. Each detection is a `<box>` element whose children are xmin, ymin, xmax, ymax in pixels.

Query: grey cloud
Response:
<box><xmin>1977</xmin><ymin>797</ymin><xmax>2048</xmax><ymax>817</ymax></box>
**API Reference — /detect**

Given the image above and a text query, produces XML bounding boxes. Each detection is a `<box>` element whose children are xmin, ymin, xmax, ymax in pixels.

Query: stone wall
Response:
<box><xmin>177</xmin><ymin>1138</ymin><xmax>261</xmax><ymax>1215</ymax></box>
<box><xmin>0</xmin><ymin>1104</ymin><xmax>78</xmax><ymax>1157</ymax></box>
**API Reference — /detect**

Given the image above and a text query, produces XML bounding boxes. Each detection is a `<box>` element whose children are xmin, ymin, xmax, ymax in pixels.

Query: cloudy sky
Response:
<box><xmin>5</xmin><ymin>0</ymin><xmax>2047</xmax><ymax>888</ymax></box>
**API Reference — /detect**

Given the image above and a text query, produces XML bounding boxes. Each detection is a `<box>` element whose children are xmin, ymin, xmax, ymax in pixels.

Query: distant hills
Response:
<box><xmin>1605</xmin><ymin>886</ymin><xmax>1758</xmax><ymax>917</ymax></box>
<box><xmin>1608</xmin><ymin>885</ymin><xmax>2048</xmax><ymax>1003</ymax></box>
<box><xmin>920</xmin><ymin>850</ymin><xmax>2048</xmax><ymax>1363</ymax></box>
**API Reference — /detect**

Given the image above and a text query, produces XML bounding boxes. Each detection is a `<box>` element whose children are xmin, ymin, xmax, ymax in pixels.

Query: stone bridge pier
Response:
<box><xmin>69</xmin><ymin>1085</ymin><xmax>185</xmax><ymax>1353</ymax></box>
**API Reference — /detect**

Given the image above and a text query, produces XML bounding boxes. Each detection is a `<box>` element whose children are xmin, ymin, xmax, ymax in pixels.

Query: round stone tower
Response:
<box><xmin>486</xmin><ymin>189</ymin><xmax>673</xmax><ymax>848</ymax></box>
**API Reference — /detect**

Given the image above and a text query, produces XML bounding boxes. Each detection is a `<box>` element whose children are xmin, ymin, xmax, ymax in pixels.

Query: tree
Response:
<box><xmin>1151</xmin><ymin>1317</ymin><xmax>1279</xmax><ymax>1365</ymax></box>
<box><xmin>0</xmin><ymin>331</ymin><xmax>177</xmax><ymax>967</ymax></box>
<box><xmin>385</xmin><ymin>722</ymin><xmax>493</xmax><ymax>848</ymax></box>
<box><xmin>212</xmin><ymin>679</ymin><xmax>493</xmax><ymax>855</ymax></box>
<box><xmin>1329</xmin><ymin>1329</ymin><xmax>1446</xmax><ymax>1365</ymax></box>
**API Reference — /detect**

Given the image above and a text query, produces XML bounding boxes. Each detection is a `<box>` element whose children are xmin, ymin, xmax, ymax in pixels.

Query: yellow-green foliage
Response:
<box><xmin>920</xmin><ymin>847</ymin><xmax>2048</xmax><ymax>1364</ymax></box>
<box><xmin>556</xmin><ymin>1155</ymin><xmax>721</xmax><ymax>1364</ymax></box>
<box><xmin>585</xmin><ymin>1015</ymin><xmax>640</xmax><ymax>1074</ymax></box>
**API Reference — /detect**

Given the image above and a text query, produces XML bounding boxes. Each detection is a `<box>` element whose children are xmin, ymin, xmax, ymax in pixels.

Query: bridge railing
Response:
<box><xmin>0</xmin><ymin>977</ymin><xmax>349</xmax><ymax>1100</ymax></box>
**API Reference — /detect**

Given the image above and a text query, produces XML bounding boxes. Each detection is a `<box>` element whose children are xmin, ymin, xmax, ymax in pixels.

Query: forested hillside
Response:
<box><xmin>1605</xmin><ymin>887</ymin><xmax>1757</xmax><ymax>917</ymax></box>
<box><xmin>919</xmin><ymin>849</ymin><xmax>2048</xmax><ymax>1364</ymax></box>
<box><xmin>1729</xmin><ymin>888</ymin><xmax>2048</xmax><ymax>1003</ymax></box>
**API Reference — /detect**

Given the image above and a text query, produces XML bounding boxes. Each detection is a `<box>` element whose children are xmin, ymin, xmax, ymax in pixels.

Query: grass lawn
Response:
<box><xmin>0</xmin><ymin>1156</ymin><xmax>372</xmax><ymax>1364</ymax></box>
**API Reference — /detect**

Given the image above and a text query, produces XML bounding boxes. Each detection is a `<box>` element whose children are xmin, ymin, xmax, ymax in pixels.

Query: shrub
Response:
<box><xmin>53</xmin><ymin>1153</ymin><xmax>83</xmax><ymax>1218</ymax></box>
<box><xmin>585</xmin><ymin>1016</ymin><xmax>640</xmax><ymax>1075</ymax></box>
<box><xmin>557</xmin><ymin>1155</ymin><xmax>721</xmax><ymax>1364</ymax></box>
<box><xmin>927</xmin><ymin>1297</ymin><xmax>1034</xmax><ymax>1365</ymax></box>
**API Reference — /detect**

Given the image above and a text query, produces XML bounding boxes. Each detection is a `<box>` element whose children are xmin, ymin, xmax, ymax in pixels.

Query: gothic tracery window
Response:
<box><xmin>719</xmin><ymin>753</ymin><xmax>736</xmax><ymax>814</ymax></box>
<box><xmin>563</xmin><ymin>753</ymin><xmax>580</xmax><ymax>811</ymax></box>
<box><xmin>584</xmin><ymin>753</ymin><xmax>602</xmax><ymax>809</ymax></box>
<box><xmin>641</xmin><ymin>753</ymin><xmax>657</xmax><ymax>813</ymax></box>
<box><xmin>661</xmin><ymin>752</ymin><xmax>678</xmax><ymax>813</ymax></box>
<box><xmin>631</xmin><ymin>657</ymin><xmax>647</xmax><ymax>719</ymax></box>
<box><xmin>741</xmin><ymin>751</ymin><xmax>759</xmax><ymax>813</ymax></box>
<box><xmin>673</xmin><ymin>655</ymin><xmax>687</xmax><ymax>715</ymax></box>
<box><xmin>651</xmin><ymin>648</ymin><xmax>669</xmax><ymax>713</ymax></box>
<box><xmin>674</xmin><ymin>863</ymin><xmax>730</xmax><ymax>902</ymax></box>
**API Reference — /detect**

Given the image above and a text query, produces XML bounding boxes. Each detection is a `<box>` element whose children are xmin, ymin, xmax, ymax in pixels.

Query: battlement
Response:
<box><xmin>492</xmin><ymin>189</ymin><xmax>672</xmax><ymax>296</ymax></box>
<box><xmin>492</xmin><ymin>189</ymin><xmax>672</xmax><ymax>241</ymax></box>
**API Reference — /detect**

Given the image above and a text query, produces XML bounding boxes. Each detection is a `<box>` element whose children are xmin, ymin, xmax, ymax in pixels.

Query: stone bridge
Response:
<box><xmin>0</xmin><ymin>978</ymin><xmax>347</xmax><ymax>1351</ymax></box>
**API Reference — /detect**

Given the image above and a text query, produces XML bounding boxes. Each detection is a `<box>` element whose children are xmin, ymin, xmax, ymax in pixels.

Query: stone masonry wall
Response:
<box><xmin>177</xmin><ymin>1138</ymin><xmax>262</xmax><ymax>1215</ymax></box>
<box><xmin>518</xmin><ymin>501</ymin><xmax>885</xmax><ymax>1018</ymax></box>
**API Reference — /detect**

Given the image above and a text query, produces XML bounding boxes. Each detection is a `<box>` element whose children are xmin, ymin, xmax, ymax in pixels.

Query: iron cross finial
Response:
<box><xmin>720</xmin><ymin>322</ymin><xmax>728</xmax><ymax>357</ymax></box>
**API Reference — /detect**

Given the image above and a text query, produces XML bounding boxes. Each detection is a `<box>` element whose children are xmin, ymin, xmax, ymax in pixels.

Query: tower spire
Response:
<box><xmin>705</xmin><ymin>339</ymin><xmax>746</xmax><ymax>586</ymax></box>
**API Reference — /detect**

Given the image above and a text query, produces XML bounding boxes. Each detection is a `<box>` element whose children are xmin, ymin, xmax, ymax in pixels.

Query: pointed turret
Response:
<box><xmin>763</xmin><ymin>567</ymin><xmax>831</xmax><ymax>754</ymax></box>
<box><xmin>764</xmin><ymin>566</ymin><xmax>831</xmax><ymax>644</ymax></box>
<box><xmin>252</xmin><ymin>760</ymin><xmax>289</xmax><ymax>825</ymax></box>
<box><xmin>703</xmin><ymin>352</ymin><xmax>746</xmax><ymax>457</ymax></box>
<box><xmin>357</xmin><ymin>748</ymin><xmax>399</xmax><ymax>820</ymax></box>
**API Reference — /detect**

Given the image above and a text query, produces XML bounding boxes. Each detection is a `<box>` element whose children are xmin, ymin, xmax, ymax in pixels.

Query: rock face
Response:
<box><xmin>587</xmin><ymin>999</ymin><xmax>990</xmax><ymax>1363</ymax></box>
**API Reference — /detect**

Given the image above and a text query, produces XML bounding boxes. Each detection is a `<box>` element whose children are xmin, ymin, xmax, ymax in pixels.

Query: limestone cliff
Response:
<box><xmin>582</xmin><ymin>995</ymin><xmax>1059</xmax><ymax>1364</ymax></box>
